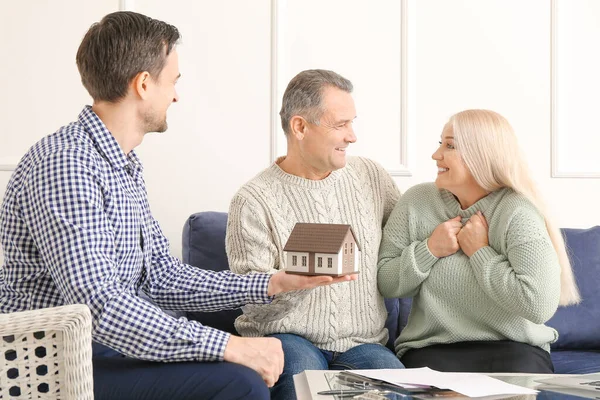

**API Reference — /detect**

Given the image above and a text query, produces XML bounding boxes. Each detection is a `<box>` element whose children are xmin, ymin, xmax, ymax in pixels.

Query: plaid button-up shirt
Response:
<box><xmin>0</xmin><ymin>106</ymin><xmax>271</xmax><ymax>362</ymax></box>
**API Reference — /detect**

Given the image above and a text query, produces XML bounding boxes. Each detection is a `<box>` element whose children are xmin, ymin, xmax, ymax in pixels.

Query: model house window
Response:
<box><xmin>327</xmin><ymin>258</ymin><xmax>333</xmax><ymax>268</ymax></box>
<box><xmin>344</xmin><ymin>243</ymin><xmax>347</xmax><ymax>254</ymax></box>
<box><xmin>302</xmin><ymin>256</ymin><xmax>307</xmax><ymax>267</ymax></box>
<box><xmin>292</xmin><ymin>255</ymin><xmax>297</xmax><ymax>266</ymax></box>
<box><xmin>318</xmin><ymin>257</ymin><xmax>322</xmax><ymax>268</ymax></box>
<box><xmin>350</xmin><ymin>243</ymin><xmax>353</xmax><ymax>254</ymax></box>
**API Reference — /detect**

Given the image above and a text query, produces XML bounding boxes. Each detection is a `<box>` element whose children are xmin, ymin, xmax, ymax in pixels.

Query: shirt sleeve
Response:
<box><xmin>20</xmin><ymin>151</ymin><xmax>265</xmax><ymax>362</ymax></box>
<box><xmin>377</xmin><ymin>195</ymin><xmax>439</xmax><ymax>298</ymax></box>
<box><xmin>469</xmin><ymin>207</ymin><xmax>561</xmax><ymax>324</ymax></box>
<box><xmin>143</xmin><ymin>215</ymin><xmax>272</xmax><ymax>312</ymax></box>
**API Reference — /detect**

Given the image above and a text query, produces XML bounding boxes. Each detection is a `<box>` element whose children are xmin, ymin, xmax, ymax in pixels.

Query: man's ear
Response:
<box><xmin>290</xmin><ymin>116</ymin><xmax>307</xmax><ymax>140</ymax></box>
<box><xmin>132</xmin><ymin>71</ymin><xmax>151</xmax><ymax>100</ymax></box>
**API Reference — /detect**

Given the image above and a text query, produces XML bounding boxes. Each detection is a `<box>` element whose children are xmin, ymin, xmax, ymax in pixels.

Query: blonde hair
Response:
<box><xmin>448</xmin><ymin>109</ymin><xmax>580</xmax><ymax>306</ymax></box>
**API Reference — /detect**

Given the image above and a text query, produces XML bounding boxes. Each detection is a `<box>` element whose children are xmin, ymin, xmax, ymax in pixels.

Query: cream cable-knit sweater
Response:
<box><xmin>378</xmin><ymin>183</ymin><xmax>561</xmax><ymax>357</ymax></box>
<box><xmin>226</xmin><ymin>156</ymin><xmax>400</xmax><ymax>352</ymax></box>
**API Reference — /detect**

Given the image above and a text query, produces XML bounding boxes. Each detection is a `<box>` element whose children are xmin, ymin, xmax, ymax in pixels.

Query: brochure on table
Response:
<box><xmin>345</xmin><ymin>367</ymin><xmax>537</xmax><ymax>397</ymax></box>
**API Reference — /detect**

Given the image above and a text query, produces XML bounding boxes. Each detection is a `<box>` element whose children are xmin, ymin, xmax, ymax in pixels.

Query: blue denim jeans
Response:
<box><xmin>269</xmin><ymin>333</ymin><xmax>404</xmax><ymax>400</ymax></box>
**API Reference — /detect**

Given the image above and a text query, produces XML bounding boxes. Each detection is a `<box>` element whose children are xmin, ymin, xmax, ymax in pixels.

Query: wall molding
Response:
<box><xmin>394</xmin><ymin>0</ymin><xmax>411</xmax><ymax>177</ymax></box>
<box><xmin>0</xmin><ymin>1</ymin><xmax>132</xmax><ymax>177</ymax></box>
<box><xmin>269</xmin><ymin>0</ymin><xmax>282</xmax><ymax>165</ymax></box>
<box><xmin>1</xmin><ymin>0</ymin><xmax>132</xmax><ymax>176</ymax></box>
<box><xmin>550</xmin><ymin>0</ymin><xmax>600</xmax><ymax>178</ymax></box>
<box><xmin>119</xmin><ymin>0</ymin><xmax>135</xmax><ymax>11</ymax></box>
<box><xmin>269</xmin><ymin>0</ymin><xmax>413</xmax><ymax>176</ymax></box>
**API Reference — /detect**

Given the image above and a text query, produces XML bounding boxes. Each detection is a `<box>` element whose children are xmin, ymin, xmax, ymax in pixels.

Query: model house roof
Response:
<box><xmin>283</xmin><ymin>223</ymin><xmax>362</xmax><ymax>254</ymax></box>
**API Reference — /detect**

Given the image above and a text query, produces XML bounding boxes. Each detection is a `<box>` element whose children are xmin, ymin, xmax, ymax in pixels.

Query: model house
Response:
<box><xmin>283</xmin><ymin>223</ymin><xmax>361</xmax><ymax>276</ymax></box>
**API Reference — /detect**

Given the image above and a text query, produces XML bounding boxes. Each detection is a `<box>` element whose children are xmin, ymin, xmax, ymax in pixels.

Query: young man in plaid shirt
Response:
<box><xmin>0</xmin><ymin>11</ymin><xmax>355</xmax><ymax>400</ymax></box>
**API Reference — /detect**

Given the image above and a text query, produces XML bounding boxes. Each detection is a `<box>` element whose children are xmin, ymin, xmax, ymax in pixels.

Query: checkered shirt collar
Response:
<box><xmin>78</xmin><ymin>105</ymin><xmax>142</xmax><ymax>171</ymax></box>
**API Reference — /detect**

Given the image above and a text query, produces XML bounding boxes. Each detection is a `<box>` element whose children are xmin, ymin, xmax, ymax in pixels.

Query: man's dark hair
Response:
<box><xmin>76</xmin><ymin>11</ymin><xmax>180</xmax><ymax>102</ymax></box>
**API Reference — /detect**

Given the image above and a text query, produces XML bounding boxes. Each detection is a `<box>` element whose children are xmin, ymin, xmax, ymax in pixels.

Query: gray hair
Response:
<box><xmin>279</xmin><ymin>69</ymin><xmax>353</xmax><ymax>135</ymax></box>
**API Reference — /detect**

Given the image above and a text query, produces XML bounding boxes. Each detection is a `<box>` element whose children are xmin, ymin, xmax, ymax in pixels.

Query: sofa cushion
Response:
<box><xmin>547</xmin><ymin>227</ymin><xmax>600</xmax><ymax>350</ymax></box>
<box><xmin>182</xmin><ymin>211</ymin><xmax>400</xmax><ymax>349</ymax></box>
<box><xmin>384</xmin><ymin>298</ymin><xmax>399</xmax><ymax>350</ymax></box>
<box><xmin>551</xmin><ymin>350</ymin><xmax>600</xmax><ymax>374</ymax></box>
<box><xmin>183</xmin><ymin>212</ymin><xmax>242</xmax><ymax>335</ymax></box>
<box><xmin>398</xmin><ymin>297</ymin><xmax>412</xmax><ymax>334</ymax></box>
<box><xmin>182</xmin><ymin>211</ymin><xmax>230</xmax><ymax>272</ymax></box>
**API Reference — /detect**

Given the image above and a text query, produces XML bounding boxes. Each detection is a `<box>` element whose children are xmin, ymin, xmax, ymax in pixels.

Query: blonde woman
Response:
<box><xmin>377</xmin><ymin>109</ymin><xmax>580</xmax><ymax>373</ymax></box>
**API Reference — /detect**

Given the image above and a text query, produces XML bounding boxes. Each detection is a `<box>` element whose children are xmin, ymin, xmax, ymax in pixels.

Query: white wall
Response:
<box><xmin>1</xmin><ymin>0</ymin><xmax>599</xmax><ymax>266</ymax></box>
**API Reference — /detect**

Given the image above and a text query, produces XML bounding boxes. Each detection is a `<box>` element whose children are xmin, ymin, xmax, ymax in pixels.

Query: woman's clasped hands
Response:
<box><xmin>427</xmin><ymin>211</ymin><xmax>489</xmax><ymax>258</ymax></box>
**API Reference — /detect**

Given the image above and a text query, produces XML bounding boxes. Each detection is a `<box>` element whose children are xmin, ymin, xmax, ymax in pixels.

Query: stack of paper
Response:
<box><xmin>345</xmin><ymin>367</ymin><xmax>538</xmax><ymax>397</ymax></box>
<box><xmin>535</xmin><ymin>373</ymin><xmax>600</xmax><ymax>398</ymax></box>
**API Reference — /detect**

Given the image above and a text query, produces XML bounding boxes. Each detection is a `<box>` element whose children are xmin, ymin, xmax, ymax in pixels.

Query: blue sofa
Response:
<box><xmin>183</xmin><ymin>211</ymin><xmax>600</xmax><ymax>374</ymax></box>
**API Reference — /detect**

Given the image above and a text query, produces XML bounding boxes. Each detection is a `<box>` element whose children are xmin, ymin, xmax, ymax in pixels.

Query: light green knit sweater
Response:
<box><xmin>226</xmin><ymin>156</ymin><xmax>400</xmax><ymax>352</ymax></box>
<box><xmin>378</xmin><ymin>183</ymin><xmax>561</xmax><ymax>357</ymax></box>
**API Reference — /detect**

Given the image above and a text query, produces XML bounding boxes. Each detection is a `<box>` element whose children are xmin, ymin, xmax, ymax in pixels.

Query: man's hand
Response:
<box><xmin>427</xmin><ymin>216</ymin><xmax>463</xmax><ymax>258</ymax></box>
<box><xmin>267</xmin><ymin>271</ymin><xmax>358</xmax><ymax>296</ymax></box>
<box><xmin>223</xmin><ymin>335</ymin><xmax>284</xmax><ymax>387</ymax></box>
<box><xmin>457</xmin><ymin>211</ymin><xmax>489</xmax><ymax>257</ymax></box>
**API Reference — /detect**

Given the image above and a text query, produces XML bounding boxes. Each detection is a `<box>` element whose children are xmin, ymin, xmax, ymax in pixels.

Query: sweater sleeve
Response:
<box><xmin>377</xmin><ymin>198</ymin><xmax>439</xmax><ymax>298</ymax></box>
<box><xmin>226</xmin><ymin>193</ymin><xmax>309</xmax><ymax>322</ymax></box>
<box><xmin>469</xmin><ymin>207</ymin><xmax>561</xmax><ymax>324</ymax></box>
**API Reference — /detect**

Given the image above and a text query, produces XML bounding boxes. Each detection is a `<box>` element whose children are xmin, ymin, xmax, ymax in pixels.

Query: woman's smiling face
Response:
<box><xmin>431</xmin><ymin>123</ymin><xmax>475</xmax><ymax>195</ymax></box>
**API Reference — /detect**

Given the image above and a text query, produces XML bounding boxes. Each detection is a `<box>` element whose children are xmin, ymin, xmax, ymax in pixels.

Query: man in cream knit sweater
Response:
<box><xmin>226</xmin><ymin>70</ymin><xmax>405</xmax><ymax>399</ymax></box>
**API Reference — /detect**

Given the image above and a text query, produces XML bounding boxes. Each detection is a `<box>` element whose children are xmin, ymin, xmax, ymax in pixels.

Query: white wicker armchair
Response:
<box><xmin>0</xmin><ymin>304</ymin><xmax>94</xmax><ymax>399</ymax></box>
